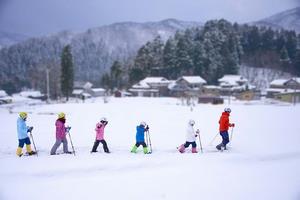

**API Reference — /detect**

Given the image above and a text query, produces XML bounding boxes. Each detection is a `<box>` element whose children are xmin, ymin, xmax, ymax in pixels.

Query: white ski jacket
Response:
<box><xmin>185</xmin><ymin>123</ymin><xmax>196</xmax><ymax>142</ymax></box>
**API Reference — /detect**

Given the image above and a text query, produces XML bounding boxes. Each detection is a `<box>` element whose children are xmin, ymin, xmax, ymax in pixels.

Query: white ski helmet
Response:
<box><xmin>140</xmin><ymin>121</ymin><xmax>147</xmax><ymax>127</ymax></box>
<box><xmin>100</xmin><ymin>117</ymin><xmax>108</xmax><ymax>123</ymax></box>
<box><xmin>224</xmin><ymin>108</ymin><xmax>231</xmax><ymax>113</ymax></box>
<box><xmin>189</xmin><ymin>119</ymin><xmax>195</xmax><ymax>126</ymax></box>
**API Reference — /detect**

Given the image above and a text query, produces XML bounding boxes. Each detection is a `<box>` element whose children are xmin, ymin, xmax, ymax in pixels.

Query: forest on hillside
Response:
<box><xmin>125</xmin><ymin>19</ymin><xmax>300</xmax><ymax>86</ymax></box>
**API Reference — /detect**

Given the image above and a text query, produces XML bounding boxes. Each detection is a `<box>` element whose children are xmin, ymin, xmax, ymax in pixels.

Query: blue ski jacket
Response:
<box><xmin>136</xmin><ymin>125</ymin><xmax>145</xmax><ymax>142</ymax></box>
<box><xmin>17</xmin><ymin>117</ymin><xmax>29</xmax><ymax>139</ymax></box>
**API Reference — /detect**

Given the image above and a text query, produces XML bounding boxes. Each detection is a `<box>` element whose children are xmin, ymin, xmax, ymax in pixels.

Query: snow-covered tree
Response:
<box><xmin>61</xmin><ymin>45</ymin><xmax>74</xmax><ymax>101</ymax></box>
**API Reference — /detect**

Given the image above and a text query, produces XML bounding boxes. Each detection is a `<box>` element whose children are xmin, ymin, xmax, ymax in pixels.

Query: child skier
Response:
<box><xmin>131</xmin><ymin>122</ymin><xmax>149</xmax><ymax>154</ymax></box>
<box><xmin>16</xmin><ymin>112</ymin><xmax>36</xmax><ymax>157</ymax></box>
<box><xmin>50</xmin><ymin>112</ymin><xmax>72</xmax><ymax>155</ymax></box>
<box><xmin>216</xmin><ymin>108</ymin><xmax>235</xmax><ymax>151</ymax></box>
<box><xmin>91</xmin><ymin>117</ymin><xmax>110</xmax><ymax>153</ymax></box>
<box><xmin>178</xmin><ymin>120</ymin><xmax>199</xmax><ymax>153</ymax></box>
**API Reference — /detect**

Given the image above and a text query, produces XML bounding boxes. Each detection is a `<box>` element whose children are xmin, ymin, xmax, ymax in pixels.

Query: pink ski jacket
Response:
<box><xmin>55</xmin><ymin>119</ymin><xmax>66</xmax><ymax>139</ymax></box>
<box><xmin>95</xmin><ymin>122</ymin><xmax>106</xmax><ymax>140</ymax></box>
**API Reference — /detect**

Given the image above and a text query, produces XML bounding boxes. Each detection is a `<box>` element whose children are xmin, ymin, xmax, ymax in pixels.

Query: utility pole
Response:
<box><xmin>46</xmin><ymin>68</ymin><xmax>50</xmax><ymax>103</ymax></box>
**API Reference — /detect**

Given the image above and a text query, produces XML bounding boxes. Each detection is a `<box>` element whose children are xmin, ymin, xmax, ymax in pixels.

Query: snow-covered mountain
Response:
<box><xmin>0</xmin><ymin>19</ymin><xmax>202</xmax><ymax>83</ymax></box>
<box><xmin>0</xmin><ymin>31</ymin><xmax>28</xmax><ymax>48</ymax></box>
<box><xmin>253</xmin><ymin>7</ymin><xmax>300</xmax><ymax>33</ymax></box>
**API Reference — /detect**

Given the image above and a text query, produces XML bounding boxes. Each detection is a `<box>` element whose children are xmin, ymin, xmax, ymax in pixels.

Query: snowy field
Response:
<box><xmin>0</xmin><ymin>97</ymin><xmax>300</xmax><ymax>200</ymax></box>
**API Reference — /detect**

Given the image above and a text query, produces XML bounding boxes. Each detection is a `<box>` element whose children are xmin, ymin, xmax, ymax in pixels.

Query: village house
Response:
<box><xmin>19</xmin><ymin>90</ymin><xmax>47</xmax><ymax>100</ymax></box>
<box><xmin>168</xmin><ymin>76</ymin><xmax>207</xmax><ymax>97</ymax></box>
<box><xmin>0</xmin><ymin>90</ymin><xmax>12</xmax><ymax>104</ymax></box>
<box><xmin>129</xmin><ymin>77</ymin><xmax>171</xmax><ymax>97</ymax></box>
<box><xmin>217</xmin><ymin>74</ymin><xmax>258</xmax><ymax>100</ymax></box>
<box><xmin>266</xmin><ymin>78</ymin><xmax>300</xmax><ymax>103</ymax></box>
<box><xmin>72</xmin><ymin>81</ymin><xmax>106</xmax><ymax>98</ymax></box>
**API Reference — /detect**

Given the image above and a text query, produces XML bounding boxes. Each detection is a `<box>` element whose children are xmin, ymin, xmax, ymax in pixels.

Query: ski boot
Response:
<box><xmin>16</xmin><ymin>147</ymin><xmax>23</xmax><ymax>157</ymax></box>
<box><xmin>28</xmin><ymin>151</ymin><xmax>37</xmax><ymax>156</ymax></box>
<box><xmin>216</xmin><ymin>144</ymin><xmax>225</xmax><ymax>151</ymax></box>
<box><xmin>192</xmin><ymin>147</ymin><xmax>198</xmax><ymax>153</ymax></box>
<box><xmin>131</xmin><ymin>145</ymin><xmax>138</xmax><ymax>153</ymax></box>
<box><xmin>178</xmin><ymin>144</ymin><xmax>185</xmax><ymax>153</ymax></box>
<box><xmin>143</xmin><ymin>147</ymin><xmax>149</xmax><ymax>154</ymax></box>
<box><xmin>26</xmin><ymin>145</ymin><xmax>36</xmax><ymax>155</ymax></box>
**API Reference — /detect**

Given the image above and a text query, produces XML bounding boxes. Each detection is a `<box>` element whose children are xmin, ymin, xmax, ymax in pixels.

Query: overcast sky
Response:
<box><xmin>0</xmin><ymin>0</ymin><xmax>298</xmax><ymax>37</ymax></box>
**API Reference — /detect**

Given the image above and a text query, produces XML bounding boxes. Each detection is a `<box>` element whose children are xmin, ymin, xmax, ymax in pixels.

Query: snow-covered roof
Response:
<box><xmin>218</xmin><ymin>75</ymin><xmax>248</xmax><ymax>86</ymax></box>
<box><xmin>72</xmin><ymin>89</ymin><xmax>84</xmax><ymax>95</ymax></box>
<box><xmin>167</xmin><ymin>81</ymin><xmax>176</xmax><ymax>90</ymax></box>
<box><xmin>268</xmin><ymin>88</ymin><xmax>300</xmax><ymax>94</ymax></box>
<box><xmin>0</xmin><ymin>90</ymin><xmax>8</xmax><ymax>97</ymax></box>
<box><xmin>20</xmin><ymin>91</ymin><xmax>43</xmax><ymax>97</ymax></box>
<box><xmin>128</xmin><ymin>88</ymin><xmax>159</xmax><ymax>92</ymax></box>
<box><xmin>83</xmin><ymin>82</ymin><xmax>93</xmax><ymax>89</ymax></box>
<box><xmin>92</xmin><ymin>88</ymin><xmax>106</xmax><ymax>92</ymax></box>
<box><xmin>232</xmin><ymin>84</ymin><xmax>256</xmax><ymax>91</ymax></box>
<box><xmin>82</xmin><ymin>92</ymin><xmax>92</xmax><ymax>97</ymax></box>
<box><xmin>131</xmin><ymin>81</ymin><xmax>151</xmax><ymax>89</ymax></box>
<box><xmin>180</xmin><ymin>76</ymin><xmax>207</xmax><ymax>84</ymax></box>
<box><xmin>203</xmin><ymin>85</ymin><xmax>221</xmax><ymax>89</ymax></box>
<box><xmin>270</xmin><ymin>79</ymin><xmax>288</xmax><ymax>86</ymax></box>
<box><xmin>141</xmin><ymin>77</ymin><xmax>170</xmax><ymax>84</ymax></box>
<box><xmin>290</xmin><ymin>77</ymin><xmax>300</xmax><ymax>83</ymax></box>
<box><xmin>266</xmin><ymin>88</ymin><xmax>286</xmax><ymax>93</ymax></box>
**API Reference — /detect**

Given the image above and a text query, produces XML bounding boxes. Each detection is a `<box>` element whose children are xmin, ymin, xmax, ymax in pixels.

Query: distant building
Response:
<box><xmin>267</xmin><ymin>78</ymin><xmax>300</xmax><ymax>101</ymax></box>
<box><xmin>274</xmin><ymin>90</ymin><xmax>300</xmax><ymax>103</ymax></box>
<box><xmin>129</xmin><ymin>77</ymin><xmax>171</xmax><ymax>97</ymax></box>
<box><xmin>202</xmin><ymin>85</ymin><xmax>221</xmax><ymax>96</ymax></box>
<box><xmin>19</xmin><ymin>90</ymin><xmax>46</xmax><ymax>100</ymax></box>
<box><xmin>218</xmin><ymin>75</ymin><xmax>258</xmax><ymax>99</ymax></box>
<box><xmin>72</xmin><ymin>81</ymin><xmax>106</xmax><ymax>98</ymax></box>
<box><xmin>114</xmin><ymin>90</ymin><xmax>132</xmax><ymax>98</ymax></box>
<box><xmin>168</xmin><ymin>76</ymin><xmax>207</xmax><ymax>97</ymax></box>
<box><xmin>0</xmin><ymin>90</ymin><xmax>12</xmax><ymax>104</ymax></box>
<box><xmin>219</xmin><ymin>74</ymin><xmax>248</xmax><ymax>85</ymax></box>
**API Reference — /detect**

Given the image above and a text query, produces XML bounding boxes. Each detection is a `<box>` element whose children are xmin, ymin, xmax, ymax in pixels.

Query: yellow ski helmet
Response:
<box><xmin>19</xmin><ymin>112</ymin><xmax>28</xmax><ymax>119</ymax></box>
<box><xmin>58</xmin><ymin>112</ymin><xmax>65</xmax><ymax>119</ymax></box>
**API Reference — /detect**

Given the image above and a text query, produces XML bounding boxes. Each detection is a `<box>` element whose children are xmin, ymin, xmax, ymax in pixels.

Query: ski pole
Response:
<box><xmin>67</xmin><ymin>130</ymin><xmax>76</xmax><ymax>156</ymax></box>
<box><xmin>147</xmin><ymin>130</ymin><xmax>153</xmax><ymax>153</ymax></box>
<box><xmin>197</xmin><ymin>130</ymin><xmax>203</xmax><ymax>153</ymax></box>
<box><xmin>209</xmin><ymin>133</ymin><xmax>219</xmax><ymax>146</ymax></box>
<box><xmin>230</xmin><ymin>127</ymin><xmax>234</xmax><ymax>144</ymax></box>
<box><xmin>29</xmin><ymin>130</ymin><xmax>38</xmax><ymax>156</ymax></box>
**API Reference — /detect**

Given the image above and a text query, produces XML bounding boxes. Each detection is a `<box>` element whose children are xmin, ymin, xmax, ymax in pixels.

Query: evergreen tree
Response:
<box><xmin>110</xmin><ymin>61</ymin><xmax>123</xmax><ymax>89</ymax></box>
<box><xmin>60</xmin><ymin>45</ymin><xmax>74</xmax><ymax>101</ymax></box>
<box><xmin>280</xmin><ymin>46</ymin><xmax>290</xmax><ymax>62</ymax></box>
<box><xmin>175</xmin><ymin>36</ymin><xmax>193</xmax><ymax>75</ymax></box>
<box><xmin>293</xmin><ymin>49</ymin><xmax>300</xmax><ymax>75</ymax></box>
<box><xmin>129</xmin><ymin>68</ymin><xmax>145</xmax><ymax>84</ymax></box>
<box><xmin>101</xmin><ymin>73</ymin><xmax>111</xmax><ymax>89</ymax></box>
<box><xmin>285</xmin><ymin>31</ymin><xmax>297</xmax><ymax>60</ymax></box>
<box><xmin>149</xmin><ymin>36</ymin><xmax>164</xmax><ymax>76</ymax></box>
<box><xmin>261</xmin><ymin>28</ymin><xmax>275</xmax><ymax>50</ymax></box>
<box><xmin>163</xmin><ymin>38</ymin><xmax>177</xmax><ymax>78</ymax></box>
<box><xmin>248</xmin><ymin>26</ymin><xmax>261</xmax><ymax>53</ymax></box>
<box><xmin>192</xmin><ymin>41</ymin><xmax>207</xmax><ymax>77</ymax></box>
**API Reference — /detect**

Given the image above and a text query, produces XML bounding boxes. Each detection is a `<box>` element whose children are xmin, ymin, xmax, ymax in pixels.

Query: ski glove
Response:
<box><xmin>230</xmin><ymin>123</ymin><xmax>235</xmax><ymax>127</ymax></box>
<box><xmin>65</xmin><ymin>126</ymin><xmax>71</xmax><ymax>132</ymax></box>
<box><xmin>145</xmin><ymin>125</ymin><xmax>149</xmax><ymax>131</ymax></box>
<box><xmin>27</xmin><ymin>126</ymin><xmax>33</xmax><ymax>132</ymax></box>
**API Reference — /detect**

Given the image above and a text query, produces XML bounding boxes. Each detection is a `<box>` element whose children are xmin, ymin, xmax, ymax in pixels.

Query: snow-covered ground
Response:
<box><xmin>0</xmin><ymin>97</ymin><xmax>300</xmax><ymax>200</ymax></box>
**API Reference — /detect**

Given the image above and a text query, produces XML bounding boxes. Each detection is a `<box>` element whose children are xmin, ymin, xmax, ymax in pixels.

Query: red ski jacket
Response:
<box><xmin>219</xmin><ymin>112</ymin><xmax>233</xmax><ymax>131</ymax></box>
